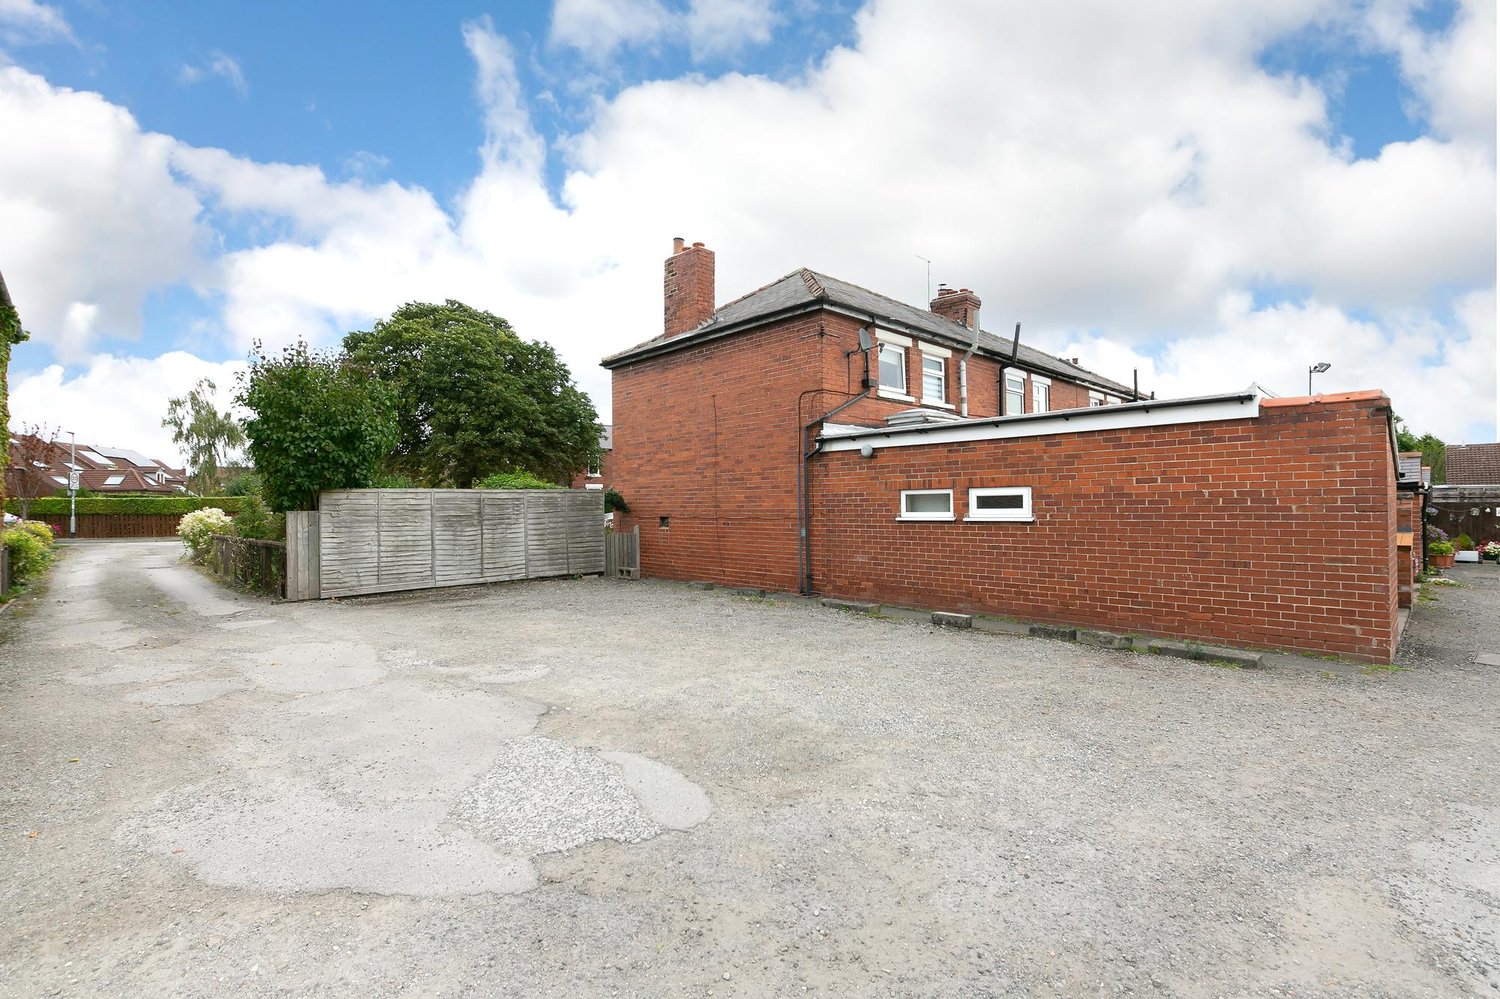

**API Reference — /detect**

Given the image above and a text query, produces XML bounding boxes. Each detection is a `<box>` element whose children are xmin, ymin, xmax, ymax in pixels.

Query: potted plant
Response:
<box><xmin>1480</xmin><ymin>541</ymin><xmax>1500</xmax><ymax>563</ymax></box>
<box><xmin>1428</xmin><ymin>540</ymin><xmax>1456</xmax><ymax>569</ymax></box>
<box><xmin>1454</xmin><ymin>532</ymin><xmax>1480</xmax><ymax>563</ymax></box>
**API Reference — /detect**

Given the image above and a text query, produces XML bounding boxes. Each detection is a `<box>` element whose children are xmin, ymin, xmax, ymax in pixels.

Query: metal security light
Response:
<box><xmin>1308</xmin><ymin>361</ymin><xmax>1331</xmax><ymax>394</ymax></box>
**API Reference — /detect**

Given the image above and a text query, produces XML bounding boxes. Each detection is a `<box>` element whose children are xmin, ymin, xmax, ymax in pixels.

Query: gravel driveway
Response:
<box><xmin>2</xmin><ymin>542</ymin><xmax>1497</xmax><ymax>997</ymax></box>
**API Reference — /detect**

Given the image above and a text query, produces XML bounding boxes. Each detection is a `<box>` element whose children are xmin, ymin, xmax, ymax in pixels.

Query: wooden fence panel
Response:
<box><xmin>312</xmin><ymin>488</ymin><xmax>603</xmax><ymax>599</ymax></box>
<box><xmin>284</xmin><ymin>511</ymin><xmax>320</xmax><ymax>601</ymax></box>
<box><xmin>605</xmin><ymin>525</ymin><xmax>640</xmax><ymax>579</ymax></box>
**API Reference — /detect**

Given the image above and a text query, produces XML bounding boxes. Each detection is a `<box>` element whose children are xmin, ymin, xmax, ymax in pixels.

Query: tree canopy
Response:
<box><xmin>162</xmin><ymin>378</ymin><xmax>247</xmax><ymax>495</ymax></box>
<box><xmin>343</xmin><ymin>301</ymin><xmax>601</xmax><ymax>488</ymax></box>
<box><xmin>236</xmin><ymin>341</ymin><xmax>398</xmax><ymax>512</ymax></box>
<box><xmin>1394</xmin><ymin>415</ymin><xmax>1446</xmax><ymax>485</ymax></box>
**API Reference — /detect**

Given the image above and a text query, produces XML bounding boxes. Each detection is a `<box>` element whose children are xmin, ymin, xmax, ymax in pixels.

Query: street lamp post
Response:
<box><xmin>68</xmin><ymin>430</ymin><xmax>77</xmax><ymax>539</ymax></box>
<box><xmin>1308</xmin><ymin>361</ymin><xmax>1331</xmax><ymax>395</ymax></box>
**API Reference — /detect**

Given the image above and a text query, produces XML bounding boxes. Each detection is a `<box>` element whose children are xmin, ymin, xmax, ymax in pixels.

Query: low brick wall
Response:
<box><xmin>808</xmin><ymin>394</ymin><xmax>1399</xmax><ymax>663</ymax></box>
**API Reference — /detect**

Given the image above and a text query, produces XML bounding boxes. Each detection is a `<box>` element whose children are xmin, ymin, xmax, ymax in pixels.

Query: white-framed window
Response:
<box><xmin>921</xmin><ymin>355</ymin><xmax>946</xmax><ymax>405</ymax></box>
<box><xmin>1032</xmin><ymin>375</ymin><xmax>1051</xmax><ymax>413</ymax></box>
<box><xmin>899</xmin><ymin>489</ymin><xmax>954</xmax><ymax>522</ymax></box>
<box><xmin>103</xmin><ymin>474</ymin><xmax>125</xmax><ymax>486</ymax></box>
<box><xmin>1004</xmin><ymin>370</ymin><xmax>1026</xmax><ymax>415</ymax></box>
<box><xmin>51</xmin><ymin>475</ymin><xmax>68</xmax><ymax>486</ymax></box>
<box><xmin>966</xmin><ymin>487</ymin><xmax>1034</xmax><ymax>522</ymax></box>
<box><xmin>1088</xmin><ymin>390</ymin><xmax>1106</xmax><ymax>407</ymax></box>
<box><xmin>1106</xmin><ymin>394</ymin><xmax>1122</xmax><ymax>405</ymax></box>
<box><xmin>587</xmin><ymin>458</ymin><xmax>602</xmax><ymax>478</ymax></box>
<box><xmin>878</xmin><ymin>342</ymin><xmax>907</xmax><ymax>395</ymax></box>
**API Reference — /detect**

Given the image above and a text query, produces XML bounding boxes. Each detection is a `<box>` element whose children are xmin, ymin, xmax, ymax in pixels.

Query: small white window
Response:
<box><xmin>878</xmin><ymin>342</ymin><xmax>907</xmax><ymax>395</ymax></box>
<box><xmin>899</xmin><ymin>489</ymin><xmax>954</xmax><ymax>521</ymax></box>
<box><xmin>921</xmin><ymin>355</ymin><xmax>945</xmax><ymax>404</ymax></box>
<box><xmin>1004</xmin><ymin>372</ymin><xmax>1026</xmax><ymax>415</ymax></box>
<box><xmin>104</xmin><ymin>474</ymin><xmax>125</xmax><ymax>485</ymax></box>
<box><xmin>967</xmin><ymin>487</ymin><xmax>1033</xmax><ymax>522</ymax></box>
<box><xmin>1032</xmin><ymin>380</ymin><xmax>1050</xmax><ymax>413</ymax></box>
<box><xmin>1106</xmin><ymin>394</ymin><xmax>1121</xmax><ymax>405</ymax></box>
<box><xmin>587</xmin><ymin>458</ymin><xmax>602</xmax><ymax>478</ymax></box>
<box><xmin>51</xmin><ymin>475</ymin><xmax>68</xmax><ymax>485</ymax></box>
<box><xmin>1088</xmin><ymin>391</ymin><xmax>1106</xmax><ymax>407</ymax></box>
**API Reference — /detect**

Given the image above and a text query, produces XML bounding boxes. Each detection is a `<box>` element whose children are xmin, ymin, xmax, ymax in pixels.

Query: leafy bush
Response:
<box><xmin>1453</xmin><ymin>533</ymin><xmax>1475</xmax><ymax>551</ymax></box>
<box><xmin>374</xmin><ymin>472</ymin><xmax>421</xmax><ymax>489</ymax></box>
<box><xmin>178</xmin><ymin>507</ymin><xmax>235</xmax><ymax>563</ymax></box>
<box><xmin>473</xmin><ymin>470</ymin><xmax>563</xmax><ymax>490</ymax></box>
<box><xmin>6</xmin><ymin>496</ymin><xmax>246</xmax><ymax>517</ymax></box>
<box><xmin>603</xmin><ymin>488</ymin><xmax>629</xmax><ymax>514</ymax></box>
<box><xmin>223</xmin><ymin>471</ymin><xmax>263</xmax><ymax>497</ymax></box>
<box><xmin>231</xmin><ymin>495</ymin><xmax>285</xmax><ymax>542</ymax></box>
<box><xmin>1427</xmin><ymin>540</ymin><xmax>1455</xmax><ymax>555</ymax></box>
<box><xmin>16</xmin><ymin>521</ymin><xmax>54</xmax><ymax>546</ymax></box>
<box><xmin>2</xmin><ymin>528</ymin><xmax>52</xmax><ymax>588</ymax></box>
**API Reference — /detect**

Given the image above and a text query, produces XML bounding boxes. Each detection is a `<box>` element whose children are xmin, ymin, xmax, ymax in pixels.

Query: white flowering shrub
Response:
<box><xmin>177</xmin><ymin>507</ymin><xmax>235</xmax><ymax>563</ymax></box>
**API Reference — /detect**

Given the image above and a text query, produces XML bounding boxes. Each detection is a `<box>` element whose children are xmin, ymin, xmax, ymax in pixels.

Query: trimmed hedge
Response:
<box><xmin>6</xmin><ymin>496</ymin><xmax>247</xmax><ymax>516</ymax></box>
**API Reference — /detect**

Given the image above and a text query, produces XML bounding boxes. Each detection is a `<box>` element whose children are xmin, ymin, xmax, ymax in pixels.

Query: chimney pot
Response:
<box><xmin>692</xmin><ymin>241</ymin><xmax>705</xmax><ymax>248</ymax></box>
<box><xmin>672</xmin><ymin>236</ymin><xmax>686</xmax><ymax>254</ymax></box>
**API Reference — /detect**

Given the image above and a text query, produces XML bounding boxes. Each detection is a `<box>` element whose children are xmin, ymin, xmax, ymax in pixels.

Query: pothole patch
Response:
<box><xmin>126</xmin><ymin>679</ymin><xmax>249</xmax><ymax>706</ymax></box>
<box><xmin>452</xmin><ymin>737</ymin><xmax>660</xmax><ymax>857</ymax></box>
<box><xmin>475</xmin><ymin>664</ymin><xmax>552</xmax><ymax>684</ymax></box>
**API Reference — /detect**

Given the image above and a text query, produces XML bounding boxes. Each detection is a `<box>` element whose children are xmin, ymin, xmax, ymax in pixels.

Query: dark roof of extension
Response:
<box><xmin>601</xmin><ymin>268</ymin><xmax>1140</xmax><ymax>397</ymax></box>
<box><xmin>1445</xmin><ymin>443</ymin><xmax>1500</xmax><ymax>485</ymax></box>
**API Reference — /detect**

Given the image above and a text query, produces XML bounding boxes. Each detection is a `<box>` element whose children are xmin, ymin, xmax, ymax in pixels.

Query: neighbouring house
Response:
<box><xmin>569</xmin><ymin>425</ymin><xmax>614</xmax><ymax>493</ymax></box>
<box><xmin>1431</xmin><ymin>442</ymin><xmax>1500</xmax><ymax>546</ymax></box>
<box><xmin>1396</xmin><ymin>451</ymin><xmax>1432</xmax><ymax>606</ymax></box>
<box><xmin>601</xmin><ymin>238</ymin><xmax>1406</xmax><ymax>663</ymax></box>
<box><xmin>5</xmin><ymin>435</ymin><xmax>188</xmax><ymax>509</ymax></box>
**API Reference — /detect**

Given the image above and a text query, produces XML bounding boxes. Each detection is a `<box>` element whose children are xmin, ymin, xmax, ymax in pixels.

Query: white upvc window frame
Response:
<box><xmin>1031</xmin><ymin>374</ymin><xmax>1052</xmax><ymax>413</ymax></box>
<box><xmin>917</xmin><ymin>343</ymin><xmax>952</xmax><ymax>409</ymax></box>
<box><xmin>1003</xmin><ymin>368</ymin><xmax>1027</xmax><ymax>415</ymax></box>
<box><xmin>103</xmin><ymin>474</ymin><xmax>126</xmax><ymax>486</ymax></box>
<box><xmin>898</xmin><ymin>488</ymin><xmax>955</xmax><ymax>522</ymax></box>
<box><xmin>876</xmin><ymin>330</ymin><xmax>913</xmax><ymax>401</ymax></box>
<box><xmin>966</xmin><ymin>486</ymin><xmax>1034</xmax><ymax>523</ymax></box>
<box><xmin>1106</xmin><ymin>394</ymin><xmax>1122</xmax><ymax>405</ymax></box>
<box><xmin>1088</xmin><ymin>390</ymin><xmax>1106</xmax><ymax>407</ymax></box>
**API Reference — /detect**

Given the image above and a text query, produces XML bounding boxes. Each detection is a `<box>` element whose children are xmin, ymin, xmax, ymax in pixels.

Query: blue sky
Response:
<box><xmin>0</xmin><ymin>0</ymin><xmax>1494</xmax><ymax>456</ymax></box>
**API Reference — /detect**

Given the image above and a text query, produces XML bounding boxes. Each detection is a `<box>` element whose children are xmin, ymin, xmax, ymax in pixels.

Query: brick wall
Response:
<box><xmin>807</xmin><ymin>394</ymin><xmax>1399</xmax><ymax>663</ymax></box>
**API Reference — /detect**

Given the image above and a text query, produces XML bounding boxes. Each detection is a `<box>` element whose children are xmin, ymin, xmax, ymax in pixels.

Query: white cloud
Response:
<box><xmin>7</xmin><ymin>353</ymin><xmax>247</xmax><ymax>463</ymax></box>
<box><xmin>0</xmin><ymin>0</ymin><xmax>73</xmax><ymax>46</ymax></box>
<box><xmin>549</xmin><ymin>0</ymin><xmax>673</xmax><ymax>61</ymax></box>
<box><xmin>0</xmin><ymin>0</ymin><xmax>1492</xmax><ymax>447</ymax></box>
<box><xmin>688</xmin><ymin>0</ymin><xmax>777</xmax><ymax>59</ymax></box>
<box><xmin>178</xmin><ymin>50</ymin><xmax>248</xmax><ymax>97</ymax></box>
<box><xmin>1364</xmin><ymin>0</ymin><xmax>1496</xmax><ymax>149</ymax></box>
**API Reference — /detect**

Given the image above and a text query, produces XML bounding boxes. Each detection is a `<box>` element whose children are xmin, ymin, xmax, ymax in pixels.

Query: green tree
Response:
<box><xmin>236</xmin><ymin>341</ymin><xmax>398</xmax><ymax>512</ymax></box>
<box><xmin>162</xmin><ymin>378</ymin><xmax>247</xmax><ymax>495</ymax></box>
<box><xmin>1393</xmin><ymin>415</ymin><xmax>1446</xmax><ymax>485</ymax></box>
<box><xmin>343</xmin><ymin>301</ymin><xmax>601</xmax><ymax>487</ymax></box>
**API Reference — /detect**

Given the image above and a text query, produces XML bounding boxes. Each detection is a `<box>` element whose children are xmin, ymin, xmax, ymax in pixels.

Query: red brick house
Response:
<box><xmin>602</xmin><ymin>239</ymin><xmax>1403</xmax><ymax>663</ymax></box>
<box><xmin>6</xmin><ymin>435</ymin><xmax>187</xmax><ymax>506</ymax></box>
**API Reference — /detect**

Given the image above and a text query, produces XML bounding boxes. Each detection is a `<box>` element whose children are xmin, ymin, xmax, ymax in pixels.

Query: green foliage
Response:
<box><xmin>603</xmin><ymin>488</ymin><xmax>629</xmax><ymax>514</ymax></box>
<box><xmin>2</xmin><ymin>527</ymin><xmax>52</xmax><ymax>588</ymax></box>
<box><xmin>236</xmin><ymin>341</ymin><xmax>399</xmax><ymax>512</ymax></box>
<box><xmin>223</xmin><ymin>470</ymin><xmax>263</xmax><ymax>497</ymax></box>
<box><xmin>373</xmin><ymin>471</ymin><xmax>422</xmax><ymax>489</ymax></box>
<box><xmin>231</xmin><ymin>494</ymin><xmax>285</xmax><ymax>542</ymax></box>
<box><xmin>6</xmin><ymin>495</ymin><xmax>245</xmax><ymax>516</ymax></box>
<box><xmin>163</xmin><ymin>378</ymin><xmax>247</xmax><ymax>495</ymax></box>
<box><xmin>344</xmin><ymin>300</ymin><xmax>601</xmax><ymax>487</ymax></box>
<box><xmin>177</xmin><ymin>507</ymin><xmax>235</xmax><ymax>563</ymax></box>
<box><xmin>1393</xmin><ymin>414</ymin><xmax>1446</xmax><ymax>485</ymax></box>
<box><xmin>1453</xmin><ymin>533</ymin><xmax>1475</xmax><ymax>551</ymax></box>
<box><xmin>1427</xmin><ymin>540</ymin><xmax>1455</xmax><ymax>555</ymax></box>
<box><xmin>473</xmin><ymin>469</ymin><xmax>563</xmax><ymax>490</ymax></box>
<box><xmin>16</xmin><ymin>521</ymin><xmax>54</xmax><ymax>545</ymax></box>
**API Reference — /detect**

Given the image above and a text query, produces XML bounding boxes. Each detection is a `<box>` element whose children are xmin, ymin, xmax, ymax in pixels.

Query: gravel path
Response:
<box><xmin>1</xmin><ymin>543</ymin><xmax>1497</xmax><ymax>997</ymax></box>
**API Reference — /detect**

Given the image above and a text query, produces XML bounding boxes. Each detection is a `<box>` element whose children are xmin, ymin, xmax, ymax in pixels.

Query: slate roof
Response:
<box><xmin>1446</xmin><ymin>443</ymin><xmax>1500</xmax><ymax>485</ymax></box>
<box><xmin>602</xmin><ymin>268</ymin><xmax>1140</xmax><ymax>397</ymax></box>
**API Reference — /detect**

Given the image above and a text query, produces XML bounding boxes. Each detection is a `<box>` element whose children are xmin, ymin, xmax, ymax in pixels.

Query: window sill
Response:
<box><xmin>923</xmin><ymin>400</ymin><xmax>956</xmax><ymax>410</ymax></box>
<box><xmin>963</xmin><ymin>516</ymin><xmax>1035</xmax><ymax>523</ymax></box>
<box><xmin>878</xmin><ymin>388</ymin><xmax>915</xmax><ymax>402</ymax></box>
<box><xmin>897</xmin><ymin>515</ymin><xmax>955</xmax><ymax>522</ymax></box>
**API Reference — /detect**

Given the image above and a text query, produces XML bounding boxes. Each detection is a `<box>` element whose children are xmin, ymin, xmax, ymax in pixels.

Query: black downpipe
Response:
<box><xmin>797</xmin><ymin>379</ymin><xmax>874</xmax><ymax>596</ymax></box>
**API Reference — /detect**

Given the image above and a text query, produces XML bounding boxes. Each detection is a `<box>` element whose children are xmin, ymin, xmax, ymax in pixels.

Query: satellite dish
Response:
<box><xmin>858</xmin><ymin>327</ymin><xmax>874</xmax><ymax>351</ymax></box>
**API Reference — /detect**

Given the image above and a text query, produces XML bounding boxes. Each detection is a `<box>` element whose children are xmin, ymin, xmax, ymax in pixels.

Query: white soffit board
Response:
<box><xmin>818</xmin><ymin>394</ymin><xmax>1260</xmax><ymax>453</ymax></box>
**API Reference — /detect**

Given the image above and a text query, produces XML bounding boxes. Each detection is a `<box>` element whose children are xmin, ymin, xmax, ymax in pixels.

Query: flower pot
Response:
<box><xmin>1430</xmin><ymin>552</ymin><xmax>1455</xmax><ymax>568</ymax></box>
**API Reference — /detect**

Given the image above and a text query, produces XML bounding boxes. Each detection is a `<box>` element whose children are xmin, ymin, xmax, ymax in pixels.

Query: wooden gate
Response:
<box><xmin>605</xmin><ymin>525</ymin><xmax>640</xmax><ymax>579</ymax></box>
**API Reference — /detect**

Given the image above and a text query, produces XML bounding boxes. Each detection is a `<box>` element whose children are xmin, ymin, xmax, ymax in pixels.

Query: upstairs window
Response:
<box><xmin>1088</xmin><ymin>391</ymin><xmax>1106</xmax><ymax>407</ymax></box>
<box><xmin>878</xmin><ymin>342</ymin><xmax>907</xmax><ymax>395</ymax></box>
<box><xmin>1032</xmin><ymin>376</ymin><xmax>1051</xmax><ymax>413</ymax></box>
<box><xmin>921</xmin><ymin>355</ymin><xmax>945</xmax><ymax>404</ymax></box>
<box><xmin>103</xmin><ymin>475</ymin><xmax>125</xmax><ymax>486</ymax></box>
<box><xmin>1004</xmin><ymin>371</ymin><xmax>1026</xmax><ymax>415</ymax></box>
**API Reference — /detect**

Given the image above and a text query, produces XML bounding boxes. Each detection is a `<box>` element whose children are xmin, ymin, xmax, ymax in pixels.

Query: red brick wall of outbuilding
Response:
<box><xmin>807</xmin><ymin>394</ymin><xmax>1399</xmax><ymax>663</ymax></box>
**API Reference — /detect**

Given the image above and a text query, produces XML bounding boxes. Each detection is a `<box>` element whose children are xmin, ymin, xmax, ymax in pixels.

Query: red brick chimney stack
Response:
<box><xmin>663</xmin><ymin>238</ymin><xmax>716</xmax><ymax>338</ymax></box>
<box><xmin>930</xmin><ymin>285</ymin><xmax>982</xmax><ymax>329</ymax></box>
